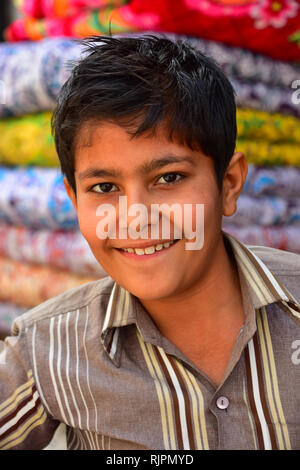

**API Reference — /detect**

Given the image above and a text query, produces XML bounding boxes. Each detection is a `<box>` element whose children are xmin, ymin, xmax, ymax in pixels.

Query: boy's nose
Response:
<box><xmin>117</xmin><ymin>192</ymin><xmax>153</xmax><ymax>239</ymax></box>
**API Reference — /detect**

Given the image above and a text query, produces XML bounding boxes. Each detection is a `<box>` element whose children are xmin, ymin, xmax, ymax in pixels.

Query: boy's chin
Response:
<box><xmin>119</xmin><ymin>280</ymin><xmax>179</xmax><ymax>302</ymax></box>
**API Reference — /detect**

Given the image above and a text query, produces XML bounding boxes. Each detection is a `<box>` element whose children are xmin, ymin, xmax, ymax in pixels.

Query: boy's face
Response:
<box><xmin>65</xmin><ymin>121</ymin><xmax>246</xmax><ymax>301</ymax></box>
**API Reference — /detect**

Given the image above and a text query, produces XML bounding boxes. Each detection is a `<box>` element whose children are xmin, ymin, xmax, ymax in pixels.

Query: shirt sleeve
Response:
<box><xmin>0</xmin><ymin>322</ymin><xmax>60</xmax><ymax>450</ymax></box>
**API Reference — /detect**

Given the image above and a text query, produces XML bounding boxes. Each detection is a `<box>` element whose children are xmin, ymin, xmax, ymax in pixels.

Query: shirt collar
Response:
<box><xmin>222</xmin><ymin>230</ymin><xmax>300</xmax><ymax>311</ymax></box>
<box><xmin>101</xmin><ymin>230</ymin><xmax>300</xmax><ymax>364</ymax></box>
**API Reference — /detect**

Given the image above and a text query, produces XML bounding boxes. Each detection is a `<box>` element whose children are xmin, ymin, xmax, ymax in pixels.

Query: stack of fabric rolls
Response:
<box><xmin>0</xmin><ymin>31</ymin><xmax>106</xmax><ymax>337</ymax></box>
<box><xmin>1</xmin><ymin>0</ymin><xmax>300</xmax><ymax>335</ymax></box>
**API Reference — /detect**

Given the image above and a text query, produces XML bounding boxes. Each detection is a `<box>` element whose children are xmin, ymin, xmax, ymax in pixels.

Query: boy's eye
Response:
<box><xmin>157</xmin><ymin>173</ymin><xmax>184</xmax><ymax>185</ymax></box>
<box><xmin>91</xmin><ymin>183</ymin><xmax>118</xmax><ymax>193</ymax></box>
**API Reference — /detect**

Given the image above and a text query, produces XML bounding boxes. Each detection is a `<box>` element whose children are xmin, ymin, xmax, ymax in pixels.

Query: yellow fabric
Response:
<box><xmin>0</xmin><ymin>112</ymin><xmax>58</xmax><ymax>166</ymax></box>
<box><xmin>0</xmin><ymin>109</ymin><xmax>300</xmax><ymax>167</ymax></box>
<box><xmin>237</xmin><ymin>108</ymin><xmax>300</xmax><ymax>144</ymax></box>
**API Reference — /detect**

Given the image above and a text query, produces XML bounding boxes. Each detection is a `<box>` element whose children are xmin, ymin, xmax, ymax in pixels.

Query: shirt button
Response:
<box><xmin>216</xmin><ymin>396</ymin><xmax>230</xmax><ymax>410</ymax></box>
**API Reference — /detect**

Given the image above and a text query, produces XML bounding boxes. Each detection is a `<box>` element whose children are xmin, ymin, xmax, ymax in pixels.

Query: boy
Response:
<box><xmin>0</xmin><ymin>35</ymin><xmax>299</xmax><ymax>450</ymax></box>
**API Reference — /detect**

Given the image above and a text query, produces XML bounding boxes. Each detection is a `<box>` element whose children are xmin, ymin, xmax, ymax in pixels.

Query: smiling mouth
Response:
<box><xmin>116</xmin><ymin>239</ymin><xmax>180</xmax><ymax>256</ymax></box>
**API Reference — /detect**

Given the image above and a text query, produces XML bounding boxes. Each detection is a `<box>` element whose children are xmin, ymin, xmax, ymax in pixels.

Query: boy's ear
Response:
<box><xmin>222</xmin><ymin>151</ymin><xmax>248</xmax><ymax>217</ymax></box>
<box><xmin>63</xmin><ymin>177</ymin><xmax>77</xmax><ymax>211</ymax></box>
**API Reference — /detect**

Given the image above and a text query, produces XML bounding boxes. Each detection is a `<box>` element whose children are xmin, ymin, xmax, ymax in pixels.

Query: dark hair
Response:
<box><xmin>52</xmin><ymin>34</ymin><xmax>237</xmax><ymax>194</ymax></box>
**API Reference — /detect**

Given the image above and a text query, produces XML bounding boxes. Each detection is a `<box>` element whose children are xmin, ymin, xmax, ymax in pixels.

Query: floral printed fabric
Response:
<box><xmin>0</xmin><ymin>166</ymin><xmax>78</xmax><ymax>230</ymax></box>
<box><xmin>0</xmin><ymin>38</ymin><xmax>84</xmax><ymax>118</ymax></box>
<box><xmin>0</xmin><ymin>113</ymin><xmax>58</xmax><ymax>166</ymax></box>
<box><xmin>0</xmin><ymin>166</ymin><xmax>300</xmax><ymax>230</ymax></box>
<box><xmin>1</xmin><ymin>109</ymin><xmax>299</xmax><ymax>167</ymax></box>
<box><xmin>0</xmin><ymin>38</ymin><xmax>299</xmax><ymax>119</ymax></box>
<box><xmin>243</xmin><ymin>164</ymin><xmax>300</xmax><ymax>198</ymax></box>
<box><xmin>0</xmin><ymin>165</ymin><xmax>299</xmax><ymax>230</ymax></box>
<box><xmin>222</xmin><ymin>224</ymin><xmax>300</xmax><ymax>254</ymax></box>
<box><xmin>173</xmin><ymin>34</ymin><xmax>300</xmax><ymax>88</ymax></box>
<box><xmin>6</xmin><ymin>0</ymin><xmax>300</xmax><ymax>61</ymax></box>
<box><xmin>0</xmin><ymin>224</ymin><xmax>105</xmax><ymax>277</ymax></box>
<box><xmin>237</xmin><ymin>109</ymin><xmax>300</xmax><ymax>143</ymax></box>
<box><xmin>5</xmin><ymin>8</ymin><xmax>135</xmax><ymax>42</ymax></box>
<box><xmin>226</xmin><ymin>195</ymin><xmax>300</xmax><ymax>226</ymax></box>
<box><xmin>236</xmin><ymin>140</ymin><xmax>300</xmax><ymax>166</ymax></box>
<box><xmin>0</xmin><ymin>256</ymin><xmax>97</xmax><ymax>308</ymax></box>
<box><xmin>13</xmin><ymin>0</ymin><xmax>130</xmax><ymax>18</ymax></box>
<box><xmin>232</xmin><ymin>78</ymin><xmax>300</xmax><ymax>118</ymax></box>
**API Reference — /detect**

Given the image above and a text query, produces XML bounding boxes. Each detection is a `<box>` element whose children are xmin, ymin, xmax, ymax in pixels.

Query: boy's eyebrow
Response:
<box><xmin>77</xmin><ymin>155</ymin><xmax>196</xmax><ymax>181</ymax></box>
<box><xmin>139</xmin><ymin>155</ymin><xmax>196</xmax><ymax>174</ymax></box>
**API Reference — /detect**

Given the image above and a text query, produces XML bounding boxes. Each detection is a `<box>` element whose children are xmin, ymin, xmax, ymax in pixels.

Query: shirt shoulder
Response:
<box><xmin>11</xmin><ymin>275</ymin><xmax>115</xmax><ymax>335</ymax></box>
<box><xmin>247</xmin><ymin>244</ymin><xmax>300</xmax><ymax>304</ymax></box>
<box><xmin>247</xmin><ymin>244</ymin><xmax>300</xmax><ymax>274</ymax></box>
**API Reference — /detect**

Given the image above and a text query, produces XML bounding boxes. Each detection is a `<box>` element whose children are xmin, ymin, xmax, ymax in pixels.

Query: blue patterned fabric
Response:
<box><xmin>0</xmin><ymin>166</ymin><xmax>78</xmax><ymax>230</ymax></box>
<box><xmin>226</xmin><ymin>194</ymin><xmax>300</xmax><ymax>226</ymax></box>
<box><xmin>0</xmin><ymin>38</ymin><xmax>84</xmax><ymax>118</ymax></box>
<box><xmin>0</xmin><ymin>36</ymin><xmax>300</xmax><ymax>118</ymax></box>
<box><xmin>0</xmin><ymin>166</ymin><xmax>299</xmax><ymax>230</ymax></box>
<box><xmin>242</xmin><ymin>165</ymin><xmax>300</xmax><ymax>198</ymax></box>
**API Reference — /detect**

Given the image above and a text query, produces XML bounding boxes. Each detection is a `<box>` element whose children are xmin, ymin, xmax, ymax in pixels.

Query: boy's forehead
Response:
<box><xmin>76</xmin><ymin>119</ymin><xmax>174</xmax><ymax>148</ymax></box>
<box><xmin>74</xmin><ymin>120</ymin><xmax>207</xmax><ymax>174</ymax></box>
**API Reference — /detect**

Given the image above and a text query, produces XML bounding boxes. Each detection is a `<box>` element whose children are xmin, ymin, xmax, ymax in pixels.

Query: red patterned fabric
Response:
<box><xmin>14</xmin><ymin>0</ymin><xmax>129</xmax><ymax>18</ymax></box>
<box><xmin>6</xmin><ymin>0</ymin><xmax>300</xmax><ymax>61</ymax></box>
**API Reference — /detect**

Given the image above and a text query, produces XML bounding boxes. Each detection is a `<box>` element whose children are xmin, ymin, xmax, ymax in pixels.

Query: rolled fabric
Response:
<box><xmin>181</xmin><ymin>35</ymin><xmax>300</xmax><ymax>89</ymax></box>
<box><xmin>4</xmin><ymin>9</ymin><xmax>135</xmax><ymax>42</ymax></box>
<box><xmin>232</xmin><ymin>78</ymin><xmax>300</xmax><ymax>118</ymax></box>
<box><xmin>13</xmin><ymin>0</ymin><xmax>44</xmax><ymax>17</ymax></box>
<box><xmin>0</xmin><ymin>302</ymin><xmax>27</xmax><ymax>337</ymax></box>
<box><xmin>222</xmin><ymin>224</ymin><xmax>300</xmax><ymax>254</ymax></box>
<box><xmin>0</xmin><ymin>167</ymin><xmax>299</xmax><ymax>231</ymax></box>
<box><xmin>0</xmin><ymin>38</ymin><xmax>84</xmax><ymax>118</ymax></box>
<box><xmin>0</xmin><ymin>224</ymin><xmax>106</xmax><ymax>277</ymax></box>
<box><xmin>0</xmin><ymin>166</ymin><xmax>78</xmax><ymax>230</ymax></box>
<box><xmin>1</xmin><ymin>109</ymin><xmax>299</xmax><ymax>167</ymax></box>
<box><xmin>0</xmin><ymin>37</ymin><xmax>299</xmax><ymax>119</ymax></box>
<box><xmin>0</xmin><ymin>112</ymin><xmax>58</xmax><ymax>166</ymax></box>
<box><xmin>236</xmin><ymin>140</ymin><xmax>300</xmax><ymax>166</ymax></box>
<box><xmin>13</xmin><ymin>0</ymin><xmax>130</xmax><ymax>18</ymax></box>
<box><xmin>236</xmin><ymin>109</ymin><xmax>300</xmax><ymax>143</ymax></box>
<box><xmin>0</xmin><ymin>256</ymin><xmax>98</xmax><ymax>308</ymax></box>
<box><xmin>226</xmin><ymin>195</ymin><xmax>300</xmax><ymax>227</ymax></box>
<box><xmin>5</xmin><ymin>0</ymin><xmax>300</xmax><ymax>62</ymax></box>
<box><xmin>242</xmin><ymin>164</ymin><xmax>300</xmax><ymax>198</ymax></box>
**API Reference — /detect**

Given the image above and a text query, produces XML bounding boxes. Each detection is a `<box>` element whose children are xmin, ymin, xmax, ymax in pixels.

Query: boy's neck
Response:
<box><xmin>139</xmin><ymin>233</ymin><xmax>245</xmax><ymax>386</ymax></box>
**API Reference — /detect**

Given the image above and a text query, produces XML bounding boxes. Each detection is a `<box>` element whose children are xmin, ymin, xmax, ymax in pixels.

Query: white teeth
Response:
<box><xmin>122</xmin><ymin>240</ymin><xmax>176</xmax><ymax>255</ymax></box>
<box><xmin>145</xmin><ymin>246</ymin><xmax>155</xmax><ymax>255</ymax></box>
<box><xmin>135</xmin><ymin>248</ymin><xmax>145</xmax><ymax>256</ymax></box>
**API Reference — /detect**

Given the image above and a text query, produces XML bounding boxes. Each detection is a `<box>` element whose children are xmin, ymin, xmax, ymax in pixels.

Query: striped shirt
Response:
<box><xmin>0</xmin><ymin>230</ymin><xmax>299</xmax><ymax>450</ymax></box>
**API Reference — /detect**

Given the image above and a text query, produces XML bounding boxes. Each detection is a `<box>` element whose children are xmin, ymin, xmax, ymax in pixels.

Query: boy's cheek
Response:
<box><xmin>77</xmin><ymin>210</ymin><xmax>100</xmax><ymax>247</ymax></box>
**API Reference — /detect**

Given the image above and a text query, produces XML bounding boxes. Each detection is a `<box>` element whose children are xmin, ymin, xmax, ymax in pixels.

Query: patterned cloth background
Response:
<box><xmin>0</xmin><ymin>38</ymin><xmax>84</xmax><ymax>118</ymax></box>
<box><xmin>14</xmin><ymin>0</ymin><xmax>130</xmax><ymax>18</ymax></box>
<box><xmin>0</xmin><ymin>224</ymin><xmax>105</xmax><ymax>276</ymax></box>
<box><xmin>5</xmin><ymin>0</ymin><xmax>300</xmax><ymax>62</ymax></box>
<box><xmin>222</xmin><ymin>224</ymin><xmax>300</xmax><ymax>253</ymax></box>
<box><xmin>1</xmin><ymin>37</ymin><xmax>300</xmax><ymax>119</ymax></box>
<box><xmin>2</xmin><ymin>108</ymin><xmax>300</xmax><ymax>166</ymax></box>
<box><xmin>0</xmin><ymin>165</ymin><xmax>299</xmax><ymax>230</ymax></box>
<box><xmin>226</xmin><ymin>195</ymin><xmax>300</xmax><ymax>226</ymax></box>
<box><xmin>0</xmin><ymin>1</ymin><xmax>299</xmax><ymax>336</ymax></box>
<box><xmin>0</xmin><ymin>167</ymin><xmax>78</xmax><ymax>230</ymax></box>
<box><xmin>0</xmin><ymin>113</ymin><xmax>58</xmax><ymax>165</ymax></box>
<box><xmin>0</xmin><ymin>256</ymin><xmax>97</xmax><ymax>308</ymax></box>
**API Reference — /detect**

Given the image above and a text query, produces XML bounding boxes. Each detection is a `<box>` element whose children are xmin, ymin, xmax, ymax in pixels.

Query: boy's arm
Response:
<box><xmin>0</xmin><ymin>328</ymin><xmax>60</xmax><ymax>450</ymax></box>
